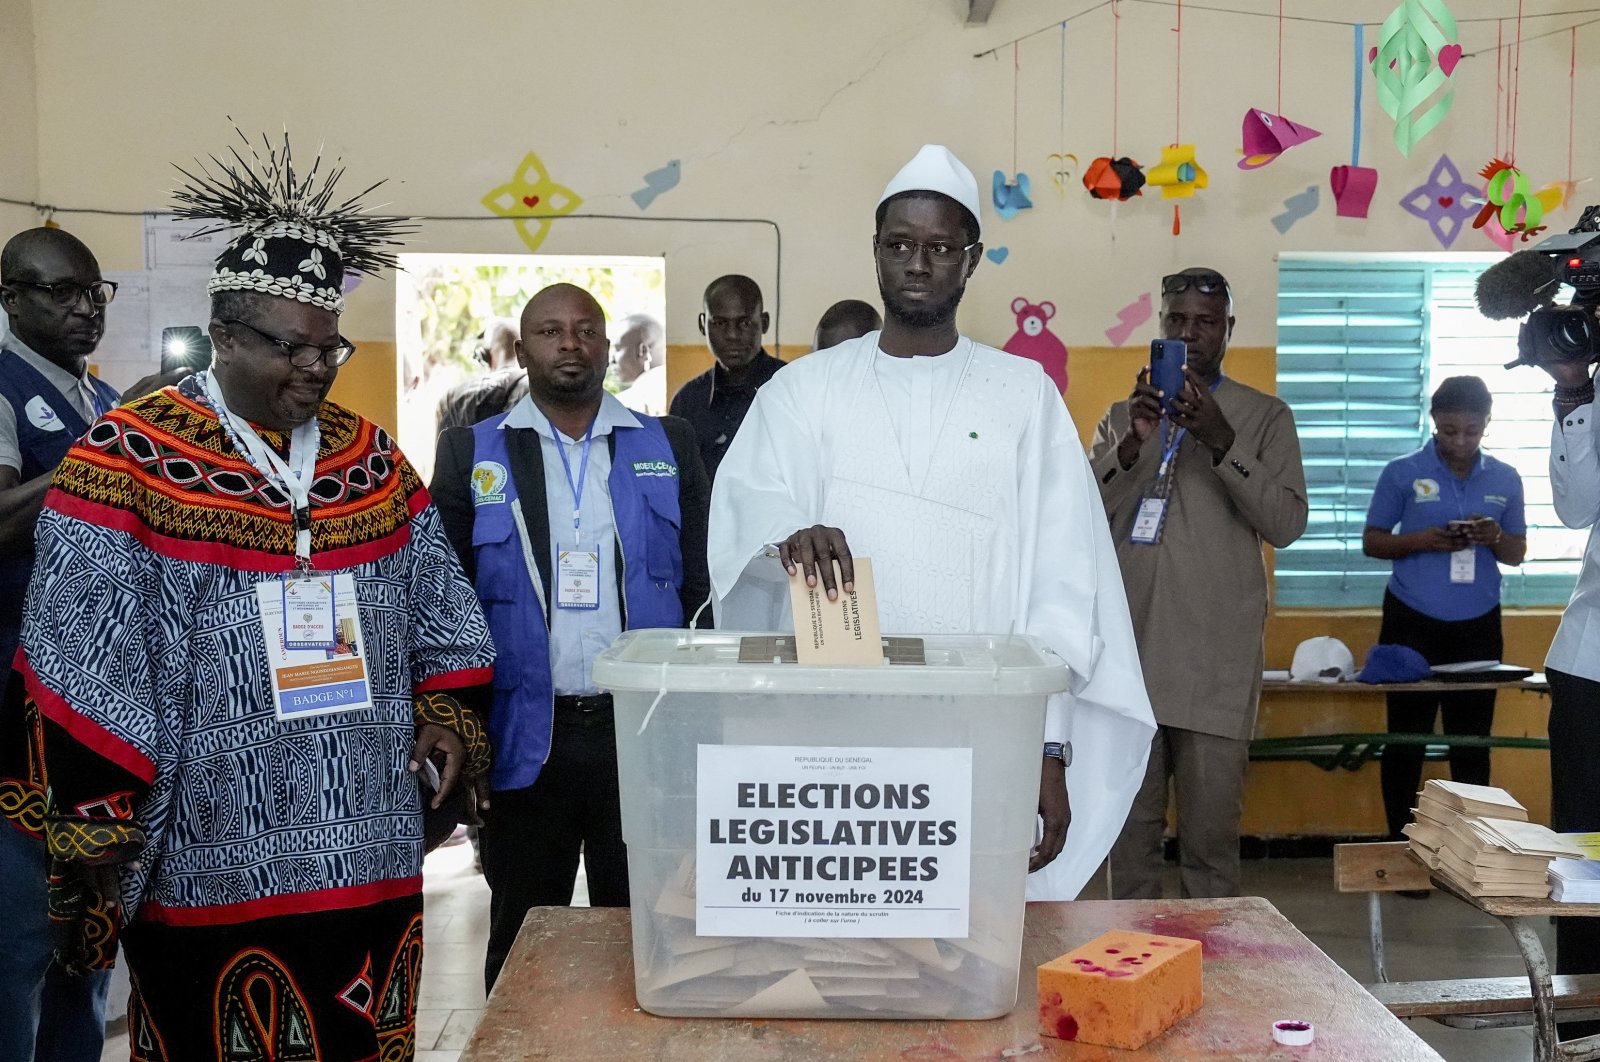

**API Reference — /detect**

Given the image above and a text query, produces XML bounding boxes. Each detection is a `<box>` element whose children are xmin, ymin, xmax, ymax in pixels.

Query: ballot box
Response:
<box><xmin>593</xmin><ymin>630</ymin><xmax>1069</xmax><ymax>1020</ymax></box>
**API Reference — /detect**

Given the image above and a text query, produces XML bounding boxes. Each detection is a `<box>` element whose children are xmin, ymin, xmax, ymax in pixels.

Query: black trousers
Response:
<box><xmin>1378</xmin><ymin>590</ymin><xmax>1502</xmax><ymax>840</ymax></box>
<box><xmin>1547</xmin><ymin>667</ymin><xmax>1600</xmax><ymax>1038</ymax></box>
<box><xmin>480</xmin><ymin>708</ymin><xmax>631</xmax><ymax>991</ymax></box>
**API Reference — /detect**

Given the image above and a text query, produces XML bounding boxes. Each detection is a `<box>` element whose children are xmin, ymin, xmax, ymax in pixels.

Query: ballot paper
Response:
<box><xmin>787</xmin><ymin>557</ymin><xmax>884</xmax><ymax>666</ymax></box>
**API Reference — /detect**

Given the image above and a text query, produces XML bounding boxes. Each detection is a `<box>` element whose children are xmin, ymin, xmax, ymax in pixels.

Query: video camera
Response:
<box><xmin>1475</xmin><ymin>205</ymin><xmax>1600</xmax><ymax>369</ymax></box>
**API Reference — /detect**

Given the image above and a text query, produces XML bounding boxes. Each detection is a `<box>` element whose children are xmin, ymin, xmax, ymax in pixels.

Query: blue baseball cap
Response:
<box><xmin>1357</xmin><ymin>644</ymin><xmax>1433</xmax><ymax>684</ymax></box>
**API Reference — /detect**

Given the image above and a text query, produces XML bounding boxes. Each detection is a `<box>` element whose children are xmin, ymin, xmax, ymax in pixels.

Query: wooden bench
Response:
<box><xmin>1334</xmin><ymin>841</ymin><xmax>1600</xmax><ymax>1062</ymax></box>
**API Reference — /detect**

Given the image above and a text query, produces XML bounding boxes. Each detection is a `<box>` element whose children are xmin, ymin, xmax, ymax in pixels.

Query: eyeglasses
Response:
<box><xmin>875</xmin><ymin>238</ymin><xmax>977</xmax><ymax>266</ymax></box>
<box><xmin>223</xmin><ymin>318</ymin><xmax>356</xmax><ymax>369</ymax></box>
<box><xmin>6</xmin><ymin>279</ymin><xmax>118</xmax><ymax>308</ymax></box>
<box><xmin>1161</xmin><ymin>271</ymin><xmax>1231</xmax><ymax>298</ymax></box>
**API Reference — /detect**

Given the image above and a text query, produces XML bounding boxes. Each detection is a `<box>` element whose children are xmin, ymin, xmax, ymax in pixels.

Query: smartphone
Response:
<box><xmin>1150</xmin><ymin>339</ymin><xmax>1187</xmax><ymax>414</ymax></box>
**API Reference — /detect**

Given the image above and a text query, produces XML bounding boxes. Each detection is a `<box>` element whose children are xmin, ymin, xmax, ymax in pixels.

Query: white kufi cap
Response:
<box><xmin>879</xmin><ymin>145</ymin><xmax>982</xmax><ymax>238</ymax></box>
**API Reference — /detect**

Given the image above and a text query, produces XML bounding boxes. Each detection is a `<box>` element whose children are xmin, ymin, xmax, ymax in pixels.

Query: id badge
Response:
<box><xmin>256</xmin><ymin>572</ymin><xmax>373</xmax><ymax>721</ymax></box>
<box><xmin>557</xmin><ymin>548</ymin><xmax>600</xmax><ymax>610</ymax></box>
<box><xmin>281</xmin><ymin>573</ymin><xmax>337</xmax><ymax>650</ymax></box>
<box><xmin>1130</xmin><ymin>497</ymin><xmax>1167</xmax><ymax>545</ymax></box>
<box><xmin>1450</xmin><ymin>547</ymin><xmax>1476</xmax><ymax>584</ymax></box>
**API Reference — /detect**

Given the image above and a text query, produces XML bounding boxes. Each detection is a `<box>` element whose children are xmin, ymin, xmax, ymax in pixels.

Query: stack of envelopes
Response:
<box><xmin>1403</xmin><ymin>780</ymin><xmax>1584</xmax><ymax>898</ymax></box>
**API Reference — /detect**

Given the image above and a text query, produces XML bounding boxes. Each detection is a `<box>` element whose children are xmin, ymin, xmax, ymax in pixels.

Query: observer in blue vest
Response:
<box><xmin>0</xmin><ymin>228</ymin><xmax>186</xmax><ymax>1062</ymax></box>
<box><xmin>431</xmin><ymin>282</ymin><xmax>710</xmax><ymax>990</ymax></box>
<box><xmin>1362</xmin><ymin>375</ymin><xmax>1527</xmax><ymax>841</ymax></box>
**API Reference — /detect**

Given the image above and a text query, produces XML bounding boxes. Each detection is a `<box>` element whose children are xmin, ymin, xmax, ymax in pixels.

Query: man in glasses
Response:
<box><xmin>708</xmin><ymin>145</ymin><xmax>1156</xmax><ymax>902</ymax></box>
<box><xmin>1091</xmin><ymin>266</ymin><xmax>1307</xmax><ymax>900</ymax></box>
<box><xmin>669</xmin><ymin>275</ymin><xmax>782</xmax><ymax>484</ymax></box>
<box><xmin>16</xmin><ymin>138</ymin><xmax>495</xmax><ymax>1058</ymax></box>
<box><xmin>0</xmin><ymin>226</ymin><xmax>190</xmax><ymax>1062</ymax></box>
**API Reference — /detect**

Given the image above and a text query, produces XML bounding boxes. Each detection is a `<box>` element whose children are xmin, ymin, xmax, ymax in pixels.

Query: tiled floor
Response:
<box><xmin>100</xmin><ymin>849</ymin><xmax>1551</xmax><ymax>1061</ymax></box>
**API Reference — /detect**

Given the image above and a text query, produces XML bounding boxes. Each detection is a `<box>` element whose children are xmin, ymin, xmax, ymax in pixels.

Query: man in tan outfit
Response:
<box><xmin>1091</xmin><ymin>267</ymin><xmax>1307</xmax><ymax>898</ymax></box>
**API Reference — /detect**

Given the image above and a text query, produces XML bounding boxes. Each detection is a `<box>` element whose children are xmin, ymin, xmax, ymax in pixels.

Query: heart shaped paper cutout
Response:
<box><xmin>522</xmin><ymin>195</ymin><xmax>541</xmax><ymax>208</ymax></box>
<box><xmin>1438</xmin><ymin>44</ymin><xmax>1463</xmax><ymax>76</ymax></box>
<box><xmin>1438</xmin><ymin>196</ymin><xmax>1454</xmax><ymax>207</ymax></box>
<box><xmin>986</xmin><ymin>247</ymin><xmax>1010</xmax><ymax>264</ymax></box>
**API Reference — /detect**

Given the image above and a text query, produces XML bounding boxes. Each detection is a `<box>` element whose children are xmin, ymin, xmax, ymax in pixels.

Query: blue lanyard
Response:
<box><xmin>90</xmin><ymin>389</ymin><xmax>114</xmax><ymax>419</ymax></box>
<box><xmin>547</xmin><ymin>414</ymin><xmax>596</xmax><ymax>542</ymax></box>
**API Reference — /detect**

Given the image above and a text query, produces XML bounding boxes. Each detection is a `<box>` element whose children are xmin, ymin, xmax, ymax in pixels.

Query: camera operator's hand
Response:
<box><xmin>1539</xmin><ymin>360</ymin><xmax>1594</xmax><ymax>390</ymax></box>
<box><xmin>1117</xmin><ymin>369</ymin><xmax>1164</xmax><ymax>470</ymax></box>
<box><xmin>122</xmin><ymin>366</ymin><xmax>194</xmax><ymax>403</ymax></box>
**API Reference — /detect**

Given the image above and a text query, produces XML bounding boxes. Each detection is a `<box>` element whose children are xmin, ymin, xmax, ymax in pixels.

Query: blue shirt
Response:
<box><xmin>1365</xmin><ymin>440</ymin><xmax>1526</xmax><ymax>621</ymax></box>
<box><xmin>500</xmin><ymin>392</ymin><xmax>640</xmax><ymax>693</ymax></box>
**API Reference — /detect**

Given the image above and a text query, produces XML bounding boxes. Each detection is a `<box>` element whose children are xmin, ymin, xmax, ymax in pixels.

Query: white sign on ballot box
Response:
<box><xmin>695</xmin><ymin>744</ymin><xmax>973</xmax><ymax>938</ymax></box>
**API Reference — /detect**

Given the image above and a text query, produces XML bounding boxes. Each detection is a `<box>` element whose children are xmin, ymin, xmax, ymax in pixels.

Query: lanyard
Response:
<box><xmin>546</xmin><ymin>413</ymin><xmax>596</xmax><ymax>543</ymax></box>
<box><xmin>202</xmin><ymin>370</ymin><xmax>320</xmax><ymax>562</ymax></box>
<box><xmin>1155</xmin><ymin>374</ymin><xmax>1225</xmax><ymax>480</ymax></box>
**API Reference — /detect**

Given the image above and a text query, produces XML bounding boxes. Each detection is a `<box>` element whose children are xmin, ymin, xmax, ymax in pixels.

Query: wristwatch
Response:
<box><xmin>1043</xmin><ymin>741</ymin><xmax>1073</xmax><ymax>767</ymax></box>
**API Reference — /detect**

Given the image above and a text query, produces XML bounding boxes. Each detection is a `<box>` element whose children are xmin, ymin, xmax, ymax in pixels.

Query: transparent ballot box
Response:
<box><xmin>593</xmin><ymin>630</ymin><xmax>1069</xmax><ymax>1019</ymax></box>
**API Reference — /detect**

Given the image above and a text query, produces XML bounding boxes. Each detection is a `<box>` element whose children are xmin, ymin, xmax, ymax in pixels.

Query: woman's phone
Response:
<box><xmin>1150</xmin><ymin>339</ymin><xmax>1187</xmax><ymax>414</ymax></box>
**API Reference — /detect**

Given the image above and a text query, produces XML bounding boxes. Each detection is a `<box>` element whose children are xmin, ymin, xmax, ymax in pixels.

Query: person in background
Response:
<box><xmin>1094</xmin><ymin>267</ymin><xmax>1308</xmax><ymax>900</ymax></box>
<box><xmin>614</xmin><ymin>312</ymin><xmax>667</xmax><ymax>415</ymax></box>
<box><xmin>436</xmin><ymin>316</ymin><xmax>528</xmax><ymax>431</ymax></box>
<box><xmin>432</xmin><ymin>283</ymin><xmax>709</xmax><ymax>990</ymax></box>
<box><xmin>1363</xmin><ymin>375</ymin><xmax>1526</xmax><ymax>843</ymax></box>
<box><xmin>812</xmin><ymin>299</ymin><xmax>882</xmax><ymax>351</ymax></box>
<box><xmin>0</xmin><ymin>226</ymin><xmax>186</xmax><ymax>1062</ymax></box>
<box><xmin>669</xmin><ymin>276</ymin><xmax>782</xmax><ymax>483</ymax></box>
<box><xmin>1526</xmin><ymin>352</ymin><xmax>1598</xmax><ymax>1037</ymax></box>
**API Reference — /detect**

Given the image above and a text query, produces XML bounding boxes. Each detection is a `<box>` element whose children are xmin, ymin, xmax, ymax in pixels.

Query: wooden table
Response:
<box><xmin>461</xmin><ymin>897</ymin><xmax>1444</xmax><ymax>1060</ymax></box>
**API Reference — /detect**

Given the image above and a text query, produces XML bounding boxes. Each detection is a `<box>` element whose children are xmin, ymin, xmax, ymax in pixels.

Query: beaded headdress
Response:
<box><xmin>170</xmin><ymin>128</ymin><xmax>413</xmax><ymax>314</ymax></box>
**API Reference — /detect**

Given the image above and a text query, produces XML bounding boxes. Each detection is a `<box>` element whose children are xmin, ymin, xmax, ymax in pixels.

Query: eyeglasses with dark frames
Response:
<box><xmin>6</xmin><ymin>279</ymin><xmax>119</xmax><ymax>308</ymax></box>
<box><xmin>874</xmin><ymin>238</ymin><xmax>978</xmax><ymax>266</ymax></box>
<box><xmin>223</xmin><ymin>318</ymin><xmax>357</xmax><ymax>369</ymax></box>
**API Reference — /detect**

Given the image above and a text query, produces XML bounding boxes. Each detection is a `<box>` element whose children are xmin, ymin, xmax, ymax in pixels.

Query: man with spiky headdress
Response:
<box><xmin>17</xmin><ymin>132</ymin><xmax>495</xmax><ymax>1059</ymax></box>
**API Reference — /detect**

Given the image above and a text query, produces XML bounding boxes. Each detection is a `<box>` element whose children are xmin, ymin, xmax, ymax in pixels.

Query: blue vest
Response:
<box><xmin>0</xmin><ymin>348</ymin><xmax>120</xmax><ymax>666</ymax></box>
<box><xmin>468</xmin><ymin>414</ymin><xmax>685</xmax><ymax>791</ymax></box>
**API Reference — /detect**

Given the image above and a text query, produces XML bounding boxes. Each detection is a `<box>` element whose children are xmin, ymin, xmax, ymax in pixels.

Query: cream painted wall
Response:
<box><xmin>0</xmin><ymin>0</ymin><xmax>37</xmax><ymax>238</ymax></box>
<box><xmin>9</xmin><ymin>0</ymin><xmax>1596</xmax><ymax>353</ymax></box>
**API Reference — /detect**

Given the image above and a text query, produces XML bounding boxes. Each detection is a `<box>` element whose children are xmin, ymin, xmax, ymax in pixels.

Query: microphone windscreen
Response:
<box><xmin>1476</xmin><ymin>251</ymin><xmax>1562</xmax><ymax>320</ymax></box>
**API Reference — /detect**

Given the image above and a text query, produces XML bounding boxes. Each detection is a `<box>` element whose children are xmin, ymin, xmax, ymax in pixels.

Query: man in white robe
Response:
<box><xmin>708</xmin><ymin>144</ymin><xmax>1155</xmax><ymax>900</ymax></box>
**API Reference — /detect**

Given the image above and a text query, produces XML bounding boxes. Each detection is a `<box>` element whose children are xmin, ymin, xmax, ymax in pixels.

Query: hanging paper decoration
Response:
<box><xmin>1399</xmin><ymin>155</ymin><xmax>1478</xmax><ymax>248</ymax></box>
<box><xmin>1331</xmin><ymin>167</ymin><xmax>1380</xmax><ymax>218</ymax></box>
<box><xmin>1369</xmin><ymin>0</ymin><xmax>1461</xmax><ymax>157</ymax></box>
<box><xmin>1472</xmin><ymin>159</ymin><xmax>1546</xmax><ymax>240</ymax></box>
<box><xmin>1272</xmin><ymin>186</ymin><xmax>1321</xmax><ymax>234</ymax></box>
<box><xmin>1084</xmin><ymin>157</ymin><xmax>1145</xmax><ymax>201</ymax></box>
<box><xmin>986</xmin><ymin>247</ymin><xmax>1010</xmax><ymax>264</ymax></box>
<box><xmin>1239</xmin><ymin>109</ymin><xmax>1321</xmax><ymax>169</ymax></box>
<box><xmin>1046</xmin><ymin>153</ymin><xmax>1078</xmax><ymax>198</ymax></box>
<box><xmin>1331</xmin><ymin>24</ymin><xmax>1380</xmax><ymax>218</ymax></box>
<box><xmin>1146</xmin><ymin>145</ymin><xmax>1208</xmax><ymax>199</ymax></box>
<box><xmin>993</xmin><ymin>171</ymin><xmax>1034</xmax><ymax>219</ymax></box>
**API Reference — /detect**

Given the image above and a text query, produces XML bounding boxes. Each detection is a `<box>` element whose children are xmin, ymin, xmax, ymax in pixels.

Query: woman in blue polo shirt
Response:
<box><xmin>1363</xmin><ymin>376</ymin><xmax>1527</xmax><ymax>840</ymax></box>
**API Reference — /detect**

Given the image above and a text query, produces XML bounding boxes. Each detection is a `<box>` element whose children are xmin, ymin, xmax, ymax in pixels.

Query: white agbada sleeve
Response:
<box><xmin>1016</xmin><ymin>383</ymin><xmax>1156</xmax><ymax>900</ymax></box>
<box><xmin>708</xmin><ymin>363</ymin><xmax>822</xmax><ymax>630</ymax></box>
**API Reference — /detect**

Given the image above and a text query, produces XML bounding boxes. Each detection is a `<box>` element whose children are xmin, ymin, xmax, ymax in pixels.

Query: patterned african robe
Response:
<box><xmin>18</xmin><ymin>375</ymin><xmax>494</xmax><ymax>1062</ymax></box>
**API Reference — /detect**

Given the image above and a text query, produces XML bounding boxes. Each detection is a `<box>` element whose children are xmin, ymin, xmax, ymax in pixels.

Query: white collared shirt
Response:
<box><xmin>500</xmin><ymin>392</ymin><xmax>642</xmax><ymax>693</ymax></box>
<box><xmin>1547</xmin><ymin>401</ymin><xmax>1600</xmax><ymax>681</ymax></box>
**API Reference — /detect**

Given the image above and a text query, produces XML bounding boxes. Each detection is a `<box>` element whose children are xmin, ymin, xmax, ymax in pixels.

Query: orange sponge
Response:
<box><xmin>1037</xmin><ymin>929</ymin><xmax>1203</xmax><ymax>1049</ymax></box>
